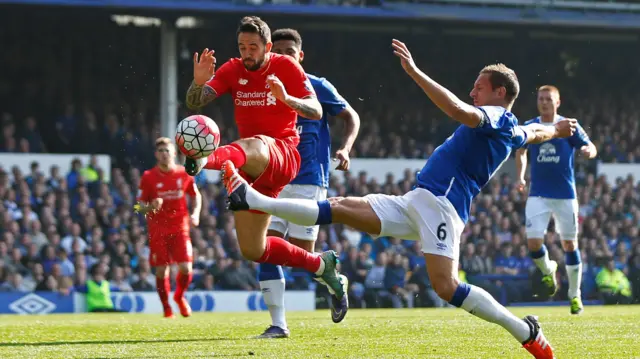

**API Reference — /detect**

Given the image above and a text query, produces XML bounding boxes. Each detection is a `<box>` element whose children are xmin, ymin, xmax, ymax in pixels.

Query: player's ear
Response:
<box><xmin>265</xmin><ymin>41</ymin><xmax>273</xmax><ymax>53</ymax></box>
<box><xmin>299</xmin><ymin>50</ymin><xmax>305</xmax><ymax>63</ymax></box>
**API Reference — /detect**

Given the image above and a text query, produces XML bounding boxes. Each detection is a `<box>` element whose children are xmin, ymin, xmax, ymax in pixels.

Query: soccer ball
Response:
<box><xmin>175</xmin><ymin>115</ymin><xmax>221</xmax><ymax>159</ymax></box>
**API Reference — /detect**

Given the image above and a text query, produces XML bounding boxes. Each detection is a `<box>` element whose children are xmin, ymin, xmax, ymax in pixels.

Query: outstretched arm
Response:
<box><xmin>283</xmin><ymin>95</ymin><xmax>323</xmax><ymax>120</ymax></box>
<box><xmin>392</xmin><ymin>39</ymin><xmax>483</xmax><ymax>128</ymax></box>
<box><xmin>521</xmin><ymin>118</ymin><xmax>577</xmax><ymax>145</ymax></box>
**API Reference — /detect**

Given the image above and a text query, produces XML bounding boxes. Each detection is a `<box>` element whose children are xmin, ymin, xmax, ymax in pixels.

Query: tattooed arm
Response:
<box><xmin>185</xmin><ymin>81</ymin><xmax>217</xmax><ymax>111</ymax></box>
<box><xmin>283</xmin><ymin>95</ymin><xmax>323</xmax><ymax>120</ymax></box>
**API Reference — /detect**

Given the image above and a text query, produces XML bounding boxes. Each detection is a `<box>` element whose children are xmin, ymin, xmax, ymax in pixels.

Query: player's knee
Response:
<box><xmin>155</xmin><ymin>266</ymin><xmax>169</xmax><ymax>279</ymax></box>
<box><xmin>527</xmin><ymin>238</ymin><xmax>544</xmax><ymax>251</ymax></box>
<box><xmin>562</xmin><ymin>239</ymin><xmax>578</xmax><ymax>252</ymax></box>
<box><xmin>178</xmin><ymin>262</ymin><xmax>192</xmax><ymax>274</ymax></box>
<box><xmin>238</xmin><ymin>243</ymin><xmax>264</xmax><ymax>262</ymax></box>
<box><xmin>236</xmin><ymin>138</ymin><xmax>269</xmax><ymax>164</ymax></box>
<box><xmin>430</xmin><ymin>274</ymin><xmax>459</xmax><ymax>302</ymax></box>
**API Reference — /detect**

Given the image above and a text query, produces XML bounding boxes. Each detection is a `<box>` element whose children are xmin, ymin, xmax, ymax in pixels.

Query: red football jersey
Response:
<box><xmin>206</xmin><ymin>53</ymin><xmax>315</xmax><ymax>146</ymax></box>
<box><xmin>137</xmin><ymin>166</ymin><xmax>196</xmax><ymax>232</ymax></box>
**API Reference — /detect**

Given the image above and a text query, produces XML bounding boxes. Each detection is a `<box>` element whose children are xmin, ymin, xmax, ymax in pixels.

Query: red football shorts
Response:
<box><xmin>148</xmin><ymin>227</ymin><xmax>193</xmax><ymax>266</ymax></box>
<box><xmin>239</xmin><ymin>135</ymin><xmax>300</xmax><ymax>198</ymax></box>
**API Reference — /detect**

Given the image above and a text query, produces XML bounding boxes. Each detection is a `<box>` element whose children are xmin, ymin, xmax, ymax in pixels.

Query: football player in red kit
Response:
<box><xmin>135</xmin><ymin>137</ymin><xmax>202</xmax><ymax>318</ymax></box>
<box><xmin>184</xmin><ymin>16</ymin><xmax>348</xmax><ymax>316</ymax></box>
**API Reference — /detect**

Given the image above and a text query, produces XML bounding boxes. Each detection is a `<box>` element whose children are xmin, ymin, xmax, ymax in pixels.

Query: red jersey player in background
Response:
<box><xmin>135</xmin><ymin>137</ymin><xmax>202</xmax><ymax>318</ymax></box>
<box><xmin>184</xmin><ymin>16</ymin><xmax>348</xmax><ymax>319</ymax></box>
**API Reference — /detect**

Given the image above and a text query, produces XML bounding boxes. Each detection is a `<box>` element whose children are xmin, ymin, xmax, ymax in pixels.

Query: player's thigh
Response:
<box><xmin>338</xmin><ymin>193</ymin><xmax>416</xmax><ymax>239</ymax></box>
<box><xmin>406</xmin><ymin>188</ymin><xmax>464</xmax><ymax>261</ymax></box>
<box><xmin>249</xmin><ymin>136</ymin><xmax>300</xmax><ymax>198</ymax></box>
<box><xmin>525</xmin><ymin>196</ymin><xmax>553</xmax><ymax>239</ymax></box>
<box><xmin>234</xmin><ymin>210</ymin><xmax>271</xmax><ymax>260</ymax></box>
<box><xmin>551</xmin><ymin>199</ymin><xmax>579</xmax><ymax>241</ymax></box>
<box><xmin>233</xmin><ymin>137</ymin><xmax>270</xmax><ymax>179</ymax></box>
<box><xmin>149</xmin><ymin>233</ymin><xmax>172</xmax><ymax>268</ymax></box>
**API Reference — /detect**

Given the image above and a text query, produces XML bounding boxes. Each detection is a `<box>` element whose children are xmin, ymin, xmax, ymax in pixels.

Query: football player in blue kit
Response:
<box><xmin>221</xmin><ymin>39</ymin><xmax>577</xmax><ymax>358</ymax></box>
<box><xmin>255</xmin><ymin>28</ymin><xmax>361</xmax><ymax>339</ymax></box>
<box><xmin>515</xmin><ymin>85</ymin><xmax>597</xmax><ymax>315</ymax></box>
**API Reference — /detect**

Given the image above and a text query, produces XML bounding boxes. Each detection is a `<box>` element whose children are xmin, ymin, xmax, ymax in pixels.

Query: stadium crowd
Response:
<box><xmin>0</xmin><ymin>12</ymin><xmax>639</xmax><ymax>307</ymax></box>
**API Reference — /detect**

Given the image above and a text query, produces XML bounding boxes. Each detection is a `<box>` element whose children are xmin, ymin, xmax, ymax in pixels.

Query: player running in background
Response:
<box><xmin>222</xmin><ymin>39</ymin><xmax>578</xmax><ymax>359</ymax></box>
<box><xmin>515</xmin><ymin>85</ymin><xmax>597</xmax><ymax>315</ymax></box>
<box><xmin>256</xmin><ymin>28</ymin><xmax>361</xmax><ymax>338</ymax></box>
<box><xmin>184</xmin><ymin>16</ymin><xmax>348</xmax><ymax>318</ymax></box>
<box><xmin>135</xmin><ymin>137</ymin><xmax>202</xmax><ymax>318</ymax></box>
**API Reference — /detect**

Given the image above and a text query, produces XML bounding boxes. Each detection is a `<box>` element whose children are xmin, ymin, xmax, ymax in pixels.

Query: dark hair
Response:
<box><xmin>479</xmin><ymin>63</ymin><xmax>520</xmax><ymax>104</ymax></box>
<box><xmin>236</xmin><ymin>16</ymin><xmax>271</xmax><ymax>45</ymax></box>
<box><xmin>272</xmin><ymin>28</ymin><xmax>302</xmax><ymax>49</ymax></box>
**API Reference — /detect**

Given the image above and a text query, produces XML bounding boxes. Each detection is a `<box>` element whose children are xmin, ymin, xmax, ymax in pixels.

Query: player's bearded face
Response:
<box><xmin>238</xmin><ymin>33</ymin><xmax>271</xmax><ymax>71</ymax></box>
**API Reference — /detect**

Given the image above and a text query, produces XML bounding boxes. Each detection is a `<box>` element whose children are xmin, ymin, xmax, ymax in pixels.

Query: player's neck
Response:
<box><xmin>540</xmin><ymin>114</ymin><xmax>557</xmax><ymax>123</ymax></box>
<box><xmin>158</xmin><ymin>164</ymin><xmax>175</xmax><ymax>172</ymax></box>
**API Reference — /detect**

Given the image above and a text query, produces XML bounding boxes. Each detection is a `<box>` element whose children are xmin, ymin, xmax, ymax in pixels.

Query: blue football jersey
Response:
<box><xmin>290</xmin><ymin>74</ymin><xmax>348</xmax><ymax>188</ymax></box>
<box><xmin>524</xmin><ymin>116</ymin><xmax>590</xmax><ymax>199</ymax></box>
<box><xmin>416</xmin><ymin>106</ymin><xmax>527</xmax><ymax>223</ymax></box>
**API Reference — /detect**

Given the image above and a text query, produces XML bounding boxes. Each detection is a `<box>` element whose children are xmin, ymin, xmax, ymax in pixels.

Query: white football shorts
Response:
<box><xmin>365</xmin><ymin>188</ymin><xmax>464</xmax><ymax>260</ymax></box>
<box><xmin>269</xmin><ymin>184</ymin><xmax>327</xmax><ymax>241</ymax></box>
<box><xmin>525</xmin><ymin>196</ymin><xmax>579</xmax><ymax>241</ymax></box>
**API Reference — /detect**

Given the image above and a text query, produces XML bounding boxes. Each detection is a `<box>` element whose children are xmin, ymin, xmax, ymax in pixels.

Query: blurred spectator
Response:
<box><xmin>596</xmin><ymin>257</ymin><xmax>632</xmax><ymax>305</ymax></box>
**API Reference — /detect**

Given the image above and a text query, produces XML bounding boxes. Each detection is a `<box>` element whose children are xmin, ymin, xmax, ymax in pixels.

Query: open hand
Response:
<box><xmin>266</xmin><ymin>75</ymin><xmax>288</xmax><ymax>102</ymax></box>
<box><xmin>193</xmin><ymin>48</ymin><xmax>216</xmax><ymax>85</ymax></box>
<box><xmin>392</xmin><ymin>39</ymin><xmax>417</xmax><ymax>74</ymax></box>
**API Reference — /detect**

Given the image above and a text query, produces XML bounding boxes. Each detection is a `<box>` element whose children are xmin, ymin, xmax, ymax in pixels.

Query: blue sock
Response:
<box><xmin>529</xmin><ymin>244</ymin><xmax>547</xmax><ymax>259</ymax></box>
<box><xmin>315</xmin><ymin>200</ymin><xmax>332</xmax><ymax>225</ymax></box>
<box><xmin>565</xmin><ymin>249</ymin><xmax>581</xmax><ymax>266</ymax></box>
<box><xmin>449</xmin><ymin>282</ymin><xmax>471</xmax><ymax>307</ymax></box>
<box><xmin>258</xmin><ymin>263</ymin><xmax>284</xmax><ymax>281</ymax></box>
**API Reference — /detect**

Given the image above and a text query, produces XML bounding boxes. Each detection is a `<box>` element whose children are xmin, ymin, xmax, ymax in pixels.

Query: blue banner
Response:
<box><xmin>0</xmin><ymin>292</ymin><xmax>75</xmax><ymax>314</ymax></box>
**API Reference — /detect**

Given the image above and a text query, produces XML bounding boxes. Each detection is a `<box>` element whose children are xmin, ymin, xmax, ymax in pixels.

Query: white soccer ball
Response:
<box><xmin>175</xmin><ymin>115</ymin><xmax>221</xmax><ymax>159</ymax></box>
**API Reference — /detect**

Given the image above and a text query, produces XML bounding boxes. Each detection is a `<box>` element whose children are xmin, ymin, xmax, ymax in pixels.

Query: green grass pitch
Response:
<box><xmin>0</xmin><ymin>306</ymin><xmax>638</xmax><ymax>358</ymax></box>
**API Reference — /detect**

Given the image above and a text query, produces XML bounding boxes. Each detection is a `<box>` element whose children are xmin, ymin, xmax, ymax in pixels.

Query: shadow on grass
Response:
<box><xmin>0</xmin><ymin>337</ymin><xmax>231</xmax><ymax>347</ymax></box>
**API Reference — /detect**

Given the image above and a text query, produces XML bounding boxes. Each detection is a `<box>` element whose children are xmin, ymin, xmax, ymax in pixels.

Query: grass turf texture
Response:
<box><xmin>0</xmin><ymin>306</ymin><xmax>638</xmax><ymax>358</ymax></box>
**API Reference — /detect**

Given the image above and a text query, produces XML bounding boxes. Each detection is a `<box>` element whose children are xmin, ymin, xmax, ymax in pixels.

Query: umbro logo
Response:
<box><xmin>156</xmin><ymin>183</ymin><xmax>163</xmax><ymax>188</ymax></box>
<box><xmin>238</xmin><ymin>78</ymin><xmax>248</xmax><ymax>85</ymax></box>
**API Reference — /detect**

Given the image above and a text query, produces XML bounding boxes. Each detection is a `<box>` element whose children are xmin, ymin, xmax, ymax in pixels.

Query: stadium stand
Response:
<box><xmin>0</xmin><ymin>10</ymin><xmax>639</xmax><ymax>309</ymax></box>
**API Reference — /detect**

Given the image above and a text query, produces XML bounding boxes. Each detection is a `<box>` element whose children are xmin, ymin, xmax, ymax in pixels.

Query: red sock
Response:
<box><xmin>174</xmin><ymin>271</ymin><xmax>193</xmax><ymax>301</ymax></box>
<box><xmin>156</xmin><ymin>276</ymin><xmax>171</xmax><ymax>310</ymax></box>
<box><xmin>258</xmin><ymin>236</ymin><xmax>322</xmax><ymax>273</ymax></box>
<box><xmin>204</xmin><ymin>143</ymin><xmax>247</xmax><ymax>170</ymax></box>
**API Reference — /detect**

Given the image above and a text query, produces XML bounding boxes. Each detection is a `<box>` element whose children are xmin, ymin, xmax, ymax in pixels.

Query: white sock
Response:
<box><xmin>566</xmin><ymin>263</ymin><xmax>582</xmax><ymax>299</ymax></box>
<box><xmin>246</xmin><ymin>188</ymin><xmax>319</xmax><ymax>226</ymax></box>
<box><xmin>260</xmin><ymin>279</ymin><xmax>287</xmax><ymax>329</ymax></box>
<box><xmin>461</xmin><ymin>285</ymin><xmax>531</xmax><ymax>343</ymax></box>
<box><xmin>532</xmin><ymin>250</ymin><xmax>553</xmax><ymax>275</ymax></box>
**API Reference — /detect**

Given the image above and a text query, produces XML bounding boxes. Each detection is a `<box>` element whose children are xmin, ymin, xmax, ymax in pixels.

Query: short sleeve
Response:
<box><xmin>137</xmin><ymin>172</ymin><xmax>152</xmax><ymax>202</ymax></box>
<box><xmin>476</xmin><ymin>106</ymin><xmax>527</xmax><ymax>149</ymax></box>
<box><xmin>315</xmin><ymin>78</ymin><xmax>348</xmax><ymax>116</ymax></box>
<box><xmin>277</xmin><ymin>57</ymin><xmax>316</xmax><ymax>99</ymax></box>
<box><xmin>205</xmin><ymin>61</ymin><xmax>234</xmax><ymax>96</ymax></box>
<box><xmin>185</xmin><ymin>175</ymin><xmax>197</xmax><ymax>196</ymax></box>
<box><xmin>511</xmin><ymin>126</ymin><xmax>528</xmax><ymax>150</ymax></box>
<box><xmin>474</xmin><ymin>106</ymin><xmax>509</xmax><ymax>134</ymax></box>
<box><xmin>568</xmin><ymin>122</ymin><xmax>590</xmax><ymax>149</ymax></box>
